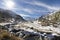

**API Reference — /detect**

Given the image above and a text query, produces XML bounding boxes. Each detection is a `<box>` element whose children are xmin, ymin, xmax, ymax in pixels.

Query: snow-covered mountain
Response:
<box><xmin>0</xmin><ymin>9</ymin><xmax>60</xmax><ymax>40</ymax></box>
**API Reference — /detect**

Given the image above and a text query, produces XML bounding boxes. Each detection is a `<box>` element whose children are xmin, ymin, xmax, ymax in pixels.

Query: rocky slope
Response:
<box><xmin>38</xmin><ymin>11</ymin><xmax>60</xmax><ymax>26</ymax></box>
<box><xmin>0</xmin><ymin>8</ymin><xmax>25</xmax><ymax>23</ymax></box>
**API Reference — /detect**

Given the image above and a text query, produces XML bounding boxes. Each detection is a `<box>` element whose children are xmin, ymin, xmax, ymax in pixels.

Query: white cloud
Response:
<box><xmin>34</xmin><ymin>1</ymin><xmax>60</xmax><ymax>10</ymax></box>
<box><xmin>13</xmin><ymin>6</ymin><xmax>33</xmax><ymax>14</ymax></box>
<box><xmin>1</xmin><ymin>0</ymin><xmax>60</xmax><ymax>15</ymax></box>
<box><xmin>19</xmin><ymin>14</ymin><xmax>31</xmax><ymax>17</ymax></box>
<box><xmin>5</xmin><ymin>0</ymin><xmax>15</xmax><ymax>9</ymax></box>
<box><xmin>0</xmin><ymin>0</ymin><xmax>15</xmax><ymax>10</ymax></box>
<box><xmin>25</xmin><ymin>1</ymin><xmax>60</xmax><ymax>10</ymax></box>
<box><xmin>14</xmin><ymin>6</ymin><xmax>51</xmax><ymax>14</ymax></box>
<box><xmin>23</xmin><ymin>8</ymin><xmax>32</xmax><ymax>13</ymax></box>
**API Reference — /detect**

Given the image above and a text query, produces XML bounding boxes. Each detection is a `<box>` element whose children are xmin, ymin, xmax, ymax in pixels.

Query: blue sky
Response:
<box><xmin>0</xmin><ymin>0</ymin><xmax>60</xmax><ymax>18</ymax></box>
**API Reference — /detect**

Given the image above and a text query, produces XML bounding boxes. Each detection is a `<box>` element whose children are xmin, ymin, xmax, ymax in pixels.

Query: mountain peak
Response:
<box><xmin>0</xmin><ymin>8</ymin><xmax>25</xmax><ymax>23</ymax></box>
<box><xmin>38</xmin><ymin>10</ymin><xmax>60</xmax><ymax>26</ymax></box>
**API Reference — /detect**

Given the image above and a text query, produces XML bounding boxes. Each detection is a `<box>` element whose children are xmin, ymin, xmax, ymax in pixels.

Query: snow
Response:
<box><xmin>19</xmin><ymin>22</ymin><xmax>60</xmax><ymax>35</ymax></box>
<box><xmin>4</xmin><ymin>20</ymin><xmax>60</xmax><ymax>36</ymax></box>
<box><xmin>52</xmin><ymin>33</ymin><xmax>58</xmax><ymax>36</ymax></box>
